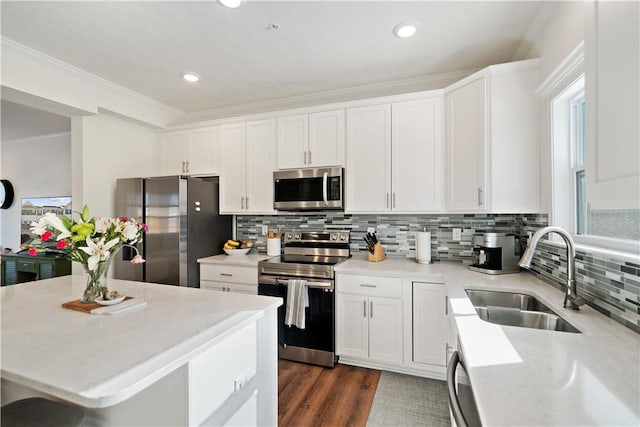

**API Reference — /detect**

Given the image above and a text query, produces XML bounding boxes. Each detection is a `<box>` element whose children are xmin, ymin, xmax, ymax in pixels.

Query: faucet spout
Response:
<box><xmin>518</xmin><ymin>226</ymin><xmax>585</xmax><ymax>310</ymax></box>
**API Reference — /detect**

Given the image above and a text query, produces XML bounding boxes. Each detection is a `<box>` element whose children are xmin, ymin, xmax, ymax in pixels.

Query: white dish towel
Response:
<box><xmin>285</xmin><ymin>279</ymin><xmax>309</xmax><ymax>329</ymax></box>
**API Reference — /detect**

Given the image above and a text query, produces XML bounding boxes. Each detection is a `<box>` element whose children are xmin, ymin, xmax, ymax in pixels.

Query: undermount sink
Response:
<box><xmin>465</xmin><ymin>289</ymin><xmax>581</xmax><ymax>334</ymax></box>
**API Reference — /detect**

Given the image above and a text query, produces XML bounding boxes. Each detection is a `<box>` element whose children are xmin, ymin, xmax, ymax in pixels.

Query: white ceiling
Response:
<box><xmin>0</xmin><ymin>1</ymin><xmax>546</xmax><ymax>115</ymax></box>
<box><xmin>1</xmin><ymin>100</ymin><xmax>70</xmax><ymax>142</ymax></box>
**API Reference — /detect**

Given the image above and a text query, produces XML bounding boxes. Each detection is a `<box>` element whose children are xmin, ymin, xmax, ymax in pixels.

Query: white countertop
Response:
<box><xmin>0</xmin><ymin>276</ymin><xmax>281</xmax><ymax>408</ymax></box>
<box><xmin>198</xmin><ymin>253</ymin><xmax>271</xmax><ymax>267</ymax></box>
<box><xmin>336</xmin><ymin>257</ymin><xmax>640</xmax><ymax>426</ymax></box>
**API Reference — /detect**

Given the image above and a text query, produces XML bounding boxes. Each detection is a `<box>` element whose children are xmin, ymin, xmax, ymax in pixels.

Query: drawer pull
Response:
<box><xmin>360</xmin><ymin>284</ymin><xmax>377</xmax><ymax>288</ymax></box>
<box><xmin>220</xmin><ymin>273</ymin><xmax>233</xmax><ymax>277</ymax></box>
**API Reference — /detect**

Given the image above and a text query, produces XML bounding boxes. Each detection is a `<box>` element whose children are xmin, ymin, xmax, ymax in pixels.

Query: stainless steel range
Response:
<box><xmin>258</xmin><ymin>231</ymin><xmax>350</xmax><ymax>367</ymax></box>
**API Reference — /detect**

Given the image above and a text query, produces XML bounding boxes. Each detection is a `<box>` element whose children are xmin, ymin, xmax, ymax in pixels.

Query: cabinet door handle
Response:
<box><xmin>246</xmin><ymin>197</ymin><xmax>249</xmax><ymax>209</ymax></box>
<box><xmin>478</xmin><ymin>187</ymin><xmax>483</xmax><ymax>206</ymax></box>
<box><xmin>445</xmin><ymin>295</ymin><xmax>448</xmax><ymax>315</ymax></box>
<box><xmin>304</xmin><ymin>151</ymin><xmax>308</xmax><ymax>165</ymax></box>
<box><xmin>186</xmin><ymin>161</ymin><xmax>190</xmax><ymax>173</ymax></box>
<box><xmin>181</xmin><ymin>161</ymin><xmax>186</xmax><ymax>174</ymax></box>
<box><xmin>308</xmin><ymin>150</ymin><xmax>312</xmax><ymax>165</ymax></box>
<box><xmin>360</xmin><ymin>284</ymin><xmax>377</xmax><ymax>288</ymax></box>
<box><xmin>370</xmin><ymin>301</ymin><xmax>373</xmax><ymax>318</ymax></box>
<box><xmin>363</xmin><ymin>300</ymin><xmax>367</xmax><ymax>317</ymax></box>
<box><xmin>386</xmin><ymin>193</ymin><xmax>390</xmax><ymax>208</ymax></box>
<box><xmin>392</xmin><ymin>192</ymin><xmax>396</xmax><ymax>208</ymax></box>
<box><xmin>241</xmin><ymin>197</ymin><xmax>245</xmax><ymax>209</ymax></box>
<box><xmin>220</xmin><ymin>273</ymin><xmax>233</xmax><ymax>277</ymax></box>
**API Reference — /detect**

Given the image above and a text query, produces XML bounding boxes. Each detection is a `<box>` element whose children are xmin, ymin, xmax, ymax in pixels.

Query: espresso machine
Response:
<box><xmin>468</xmin><ymin>233</ymin><xmax>521</xmax><ymax>275</ymax></box>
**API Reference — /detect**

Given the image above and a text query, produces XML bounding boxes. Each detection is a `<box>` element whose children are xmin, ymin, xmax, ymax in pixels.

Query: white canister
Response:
<box><xmin>267</xmin><ymin>238</ymin><xmax>281</xmax><ymax>256</ymax></box>
<box><xmin>415</xmin><ymin>231</ymin><xmax>432</xmax><ymax>264</ymax></box>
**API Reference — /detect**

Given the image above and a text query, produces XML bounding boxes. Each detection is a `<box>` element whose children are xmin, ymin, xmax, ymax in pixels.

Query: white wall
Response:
<box><xmin>525</xmin><ymin>1</ymin><xmax>585</xmax><ymax>214</ymax></box>
<box><xmin>71</xmin><ymin>112</ymin><xmax>161</xmax><ymax>219</ymax></box>
<box><xmin>0</xmin><ymin>133</ymin><xmax>72</xmax><ymax>250</ymax></box>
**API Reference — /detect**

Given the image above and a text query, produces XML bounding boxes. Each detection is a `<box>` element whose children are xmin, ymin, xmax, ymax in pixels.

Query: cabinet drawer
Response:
<box><xmin>336</xmin><ymin>274</ymin><xmax>402</xmax><ymax>298</ymax></box>
<box><xmin>17</xmin><ymin>260</ymin><xmax>37</xmax><ymax>273</ymax></box>
<box><xmin>201</xmin><ymin>280</ymin><xmax>258</xmax><ymax>295</ymax></box>
<box><xmin>200</xmin><ymin>264</ymin><xmax>257</xmax><ymax>285</ymax></box>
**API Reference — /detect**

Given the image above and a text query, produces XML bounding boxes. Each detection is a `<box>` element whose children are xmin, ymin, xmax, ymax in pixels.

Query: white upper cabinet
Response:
<box><xmin>585</xmin><ymin>1</ymin><xmax>639</xmax><ymax>211</ymax></box>
<box><xmin>346</xmin><ymin>97</ymin><xmax>444</xmax><ymax>213</ymax></box>
<box><xmin>219</xmin><ymin>119</ymin><xmax>276</xmax><ymax>214</ymax></box>
<box><xmin>277</xmin><ymin>109</ymin><xmax>345</xmax><ymax>169</ymax></box>
<box><xmin>392</xmin><ymin>98</ymin><xmax>444</xmax><ymax>212</ymax></box>
<box><xmin>161</xmin><ymin>127</ymin><xmax>220</xmax><ymax>176</ymax></box>
<box><xmin>445</xmin><ymin>60</ymin><xmax>540</xmax><ymax>213</ymax></box>
<box><xmin>346</xmin><ymin>104</ymin><xmax>392</xmax><ymax>212</ymax></box>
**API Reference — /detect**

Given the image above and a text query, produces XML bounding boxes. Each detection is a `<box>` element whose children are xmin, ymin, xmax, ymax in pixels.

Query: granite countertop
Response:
<box><xmin>335</xmin><ymin>257</ymin><xmax>640</xmax><ymax>426</ymax></box>
<box><xmin>197</xmin><ymin>253</ymin><xmax>271</xmax><ymax>267</ymax></box>
<box><xmin>0</xmin><ymin>276</ymin><xmax>281</xmax><ymax>408</ymax></box>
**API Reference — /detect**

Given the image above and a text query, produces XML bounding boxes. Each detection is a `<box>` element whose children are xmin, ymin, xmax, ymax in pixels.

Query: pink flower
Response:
<box><xmin>130</xmin><ymin>255</ymin><xmax>146</xmax><ymax>264</ymax></box>
<box><xmin>141</xmin><ymin>223</ymin><xmax>149</xmax><ymax>232</ymax></box>
<box><xmin>28</xmin><ymin>248</ymin><xmax>38</xmax><ymax>256</ymax></box>
<box><xmin>56</xmin><ymin>240</ymin><xmax>68</xmax><ymax>250</ymax></box>
<box><xmin>118</xmin><ymin>216</ymin><xmax>129</xmax><ymax>222</ymax></box>
<box><xmin>41</xmin><ymin>231</ymin><xmax>52</xmax><ymax>241</ymax></box>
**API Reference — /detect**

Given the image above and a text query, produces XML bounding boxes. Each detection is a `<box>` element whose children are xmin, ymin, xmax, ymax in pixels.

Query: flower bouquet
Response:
<box><xmin>27</xmin><ymin>205</ymin><xmax>147</xmax><ymax>303</ymax></box>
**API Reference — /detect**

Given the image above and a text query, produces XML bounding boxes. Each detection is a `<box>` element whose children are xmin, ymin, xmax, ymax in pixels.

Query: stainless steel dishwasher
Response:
<box><xmin>447</xmin><ymin>350</ymin><xmax>482</xmax><ymax>427</ymax></box>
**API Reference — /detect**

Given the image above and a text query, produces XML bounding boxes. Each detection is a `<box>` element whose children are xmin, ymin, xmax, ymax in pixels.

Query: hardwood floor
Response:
<box><xmin>278</xmin><ymin>360</ymin><xmax>381</xmax><ymax>427</ymax></box>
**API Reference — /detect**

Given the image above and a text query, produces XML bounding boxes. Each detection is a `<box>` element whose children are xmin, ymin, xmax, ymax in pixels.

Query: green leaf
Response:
<box><xmin>81</xmin><ymin>205</ymin><xmax>90</xmax><ymax>222</ymax></box>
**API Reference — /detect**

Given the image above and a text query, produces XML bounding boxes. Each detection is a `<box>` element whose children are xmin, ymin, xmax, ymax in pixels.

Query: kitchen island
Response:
<box><xmin>0</xmin><ymin>275</ymin><xmax>282</xmax><ymax>426</ymax></box>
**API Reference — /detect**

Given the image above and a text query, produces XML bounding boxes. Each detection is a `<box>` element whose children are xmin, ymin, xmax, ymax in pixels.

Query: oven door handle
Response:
<box><xmin>261</xmin><ymin>276</ymin><xmax>333</xmax><ymax>290</ymax></box>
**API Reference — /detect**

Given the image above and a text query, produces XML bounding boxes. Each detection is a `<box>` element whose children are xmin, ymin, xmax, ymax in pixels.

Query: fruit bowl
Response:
<box><xmin>224</xmin><ymin>248</ymin><xmax>251</xmax><ymax>256</ymax></box>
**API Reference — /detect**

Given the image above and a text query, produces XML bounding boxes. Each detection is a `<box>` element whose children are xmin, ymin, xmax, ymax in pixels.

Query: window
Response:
<box><xmin>551</xmin><ymin>74</ymin><xmax>639</xmax><ymax>253</ymax></box>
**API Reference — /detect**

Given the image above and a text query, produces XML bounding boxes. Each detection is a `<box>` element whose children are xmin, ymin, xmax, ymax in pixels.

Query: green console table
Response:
<box><xmin>1</xmin><ymin>253</ymin><xmax>71</xmax><ymax>286</ymax></box>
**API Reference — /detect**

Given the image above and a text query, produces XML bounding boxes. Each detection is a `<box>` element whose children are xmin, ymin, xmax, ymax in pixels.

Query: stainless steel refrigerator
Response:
<box><xmin>113</xmin><ymin>176</ymin><xmax>232</xmax><ymax>287</ymax></box>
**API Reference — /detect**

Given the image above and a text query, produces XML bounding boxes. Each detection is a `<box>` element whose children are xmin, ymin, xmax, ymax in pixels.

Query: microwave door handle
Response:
<box><xmin>447</xmin><ymin>351</ymin><xmax>469</xmax><ymax>427</ymax></box>
<box><xmin>323</xmin><ymin>171</ymin><xmax>329</xmax><ymax>206</ymax></box>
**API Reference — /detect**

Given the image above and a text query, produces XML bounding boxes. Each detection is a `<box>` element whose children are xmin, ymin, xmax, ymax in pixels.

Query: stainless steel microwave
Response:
<box><xmin>273</xmin><ymin>167</ymin><xmax>344</xmax><ymax>211</ymax></box>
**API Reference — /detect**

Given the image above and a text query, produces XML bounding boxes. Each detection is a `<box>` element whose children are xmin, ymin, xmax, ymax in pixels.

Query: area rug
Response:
<box><xmin>366</xmin><ymin>371</ymin><xmax>451</xmax><ymax>427</ymax></box>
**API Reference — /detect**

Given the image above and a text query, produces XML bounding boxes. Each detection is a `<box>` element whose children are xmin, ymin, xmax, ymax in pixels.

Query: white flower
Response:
<box><xmin>79</xmin><ymin>236</ymin><xmax>120</xmax><ymax>271</ymax></box>
<box><xmin>122</xmin><ymin>221</ymin><xmax>139</xmax><ymax>242</ymax></box>
<box><xmin>43</xmin><ymin>212</ymin><xmax>72</xmax><ymax>240</ymax></box>
<box><xmin>130</xmin><ymin>255</ymin><xmax>146</xmax><ymax>264</ymax></box>
<box><xmin>30</xmin><ymin>218</ymin><xmax>48</xmax><ymax>235</ymax></box>
<box><xmin>94</xmin><ymin>217</ymin><xmax>115</xmax><ymax>234</ymax></box>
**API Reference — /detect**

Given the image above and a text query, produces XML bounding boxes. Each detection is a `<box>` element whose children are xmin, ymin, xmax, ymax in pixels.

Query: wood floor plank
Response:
<box><xmin>278</xmin><ymin>360</ymin><xmax>381</xmax><ymax>427</ymax></box>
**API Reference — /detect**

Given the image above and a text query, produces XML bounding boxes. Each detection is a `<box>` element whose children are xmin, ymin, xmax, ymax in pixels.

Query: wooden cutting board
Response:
<box><xmin>62</xmin><ymin>297</ymin><xmax>133</xmax><ymax>314</ymax></box>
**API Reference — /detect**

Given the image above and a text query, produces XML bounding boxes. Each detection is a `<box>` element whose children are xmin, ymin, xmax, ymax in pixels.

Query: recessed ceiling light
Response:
<box><xmin>393</xmin><ymin>24</ymin><xmax>417</xmax><ymax>38</ymax></box>
<box><xmin>182</xmin><ymin>72</ymin><xmax>200</xmax><ymax>83</ymax></box>
<box><xmin>219</xmin><ymin>0</ymin><xmax>242</xmax><ymax>8</ymax></box>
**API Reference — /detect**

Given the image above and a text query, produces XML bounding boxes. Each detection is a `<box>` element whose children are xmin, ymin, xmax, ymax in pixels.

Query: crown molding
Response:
<box><xmin>536</xmin><ymin>41</ymin><xmax>585</xmax><ymax>98</ymax></box>
<box><xmin>178</xmin><ymin>68</ymin><xmax>476</xmax><ymax>124</ymax></box>
<box><xmin>1</xmin><ymin>131</ymin><xmax>71</xmax><ymax>145</ymax></box>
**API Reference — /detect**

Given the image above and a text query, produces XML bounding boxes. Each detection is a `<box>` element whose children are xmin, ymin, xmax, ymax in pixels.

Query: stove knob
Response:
<box><xmin>339</xmin><ymin>234</ymin><xmax>347</xmax><ymax>241</ymax></box>
<box><xmin>287</xmin><ymin>233</ymin><xmax>293</xmax><ymax>240</ymax></box>
<box><xmin>294</xmin><ymin>233</ymin><xmax>301</xmax><ymax>240</ymax></box>
<box><xmin>331</xmin><ymin>234</ymin><xmax>337</xmax><ymax>240</ymax></box>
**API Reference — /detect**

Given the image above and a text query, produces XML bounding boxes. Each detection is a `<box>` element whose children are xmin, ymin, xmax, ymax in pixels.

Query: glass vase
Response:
<box><xmin>81</xmin><ymin>258</ymin><xmax>113</xmax><ymax>303</ymax></box>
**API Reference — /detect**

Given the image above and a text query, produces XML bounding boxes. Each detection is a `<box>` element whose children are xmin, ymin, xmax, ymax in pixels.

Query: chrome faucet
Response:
<box><xmin>519</xmin><ymin>226</ymin><xmax>585</xmax><ymax>310</ymax></box>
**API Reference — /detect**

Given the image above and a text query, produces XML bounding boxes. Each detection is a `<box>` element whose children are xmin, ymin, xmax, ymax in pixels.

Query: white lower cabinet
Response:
<box><xmin>336</xmin><ymin>274</ymin><xmax>403</xmax><ymax>365</ymax></box>
<box><xmin>412</xmin><ymin>281</ymin><xmax>447</xmax><ymax>367</ymax></box>
<box><xmin>199</xmin><ymin>263</ymin><xmax>258</xmax><ymax>295</ymax></box>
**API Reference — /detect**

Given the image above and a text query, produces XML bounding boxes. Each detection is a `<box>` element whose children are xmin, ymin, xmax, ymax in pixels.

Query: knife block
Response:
<box><xmin>368</xmin><ymin>242</ymin><xmax>386</xmax><ymax>262</ymax></box>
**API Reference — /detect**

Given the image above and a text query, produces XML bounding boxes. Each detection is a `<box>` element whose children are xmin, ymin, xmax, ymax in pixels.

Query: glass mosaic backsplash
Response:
<box><xmin>236</xmin><ymin>212</ymin><xmax>639</xmax><ymax>332</ymax></box>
